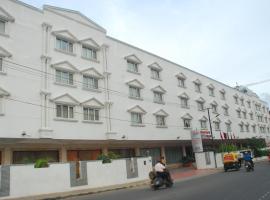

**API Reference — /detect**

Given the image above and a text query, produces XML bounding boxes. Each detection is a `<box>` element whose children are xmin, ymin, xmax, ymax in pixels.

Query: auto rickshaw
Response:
<box><xmin>223</xmin><ymin>152</ymin><xmax>240</xmax><ymax>172</ymax></box>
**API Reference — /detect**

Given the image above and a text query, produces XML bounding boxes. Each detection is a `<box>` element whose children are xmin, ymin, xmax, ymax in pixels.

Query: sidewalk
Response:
<box><xmin>170</xmin><ymin>166</ymin><xmax>222</xmax><ymax>182</ymax></box>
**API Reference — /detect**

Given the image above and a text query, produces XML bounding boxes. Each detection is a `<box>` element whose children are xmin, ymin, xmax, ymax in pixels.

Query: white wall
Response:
<box><xmin>1</xmin><ymin>157</ymin><xmax>152</xmax><ymax>199</ymax></box>
<box><xmin>10</xmin><ymin>163</ymin><xmax>70</xmax><ymax>197</ymax></box>
<box><xmin>195</xmin><ymin>152</ymin><xmax>216</xmax><ymax>169</ymax></box>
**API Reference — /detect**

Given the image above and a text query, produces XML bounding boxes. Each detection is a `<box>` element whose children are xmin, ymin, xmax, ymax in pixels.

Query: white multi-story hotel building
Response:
<box><xmin>0</xmin><ymin>0</ymin><xmax>270</xmax><ymax>165</ymax></box>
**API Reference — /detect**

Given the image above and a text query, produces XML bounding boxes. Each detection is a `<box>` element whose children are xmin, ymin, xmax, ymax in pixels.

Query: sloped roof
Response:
<box><xmin>43</xmin><ymin>5</ymin><xmax>106</xmax><ymax>33</ymax></box>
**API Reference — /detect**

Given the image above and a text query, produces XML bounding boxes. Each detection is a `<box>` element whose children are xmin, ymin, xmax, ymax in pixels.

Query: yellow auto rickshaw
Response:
<box><xmin>223</xmin><ymin>152</ymin><xmax>240</xmax><ymax>172</ymax></box>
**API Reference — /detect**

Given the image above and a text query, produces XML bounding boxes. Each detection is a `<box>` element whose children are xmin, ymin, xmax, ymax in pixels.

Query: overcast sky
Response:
<box><xmin>22</xmin><ymin>0</ymin><xmax>270</xmax><ymax>104</ymax></box>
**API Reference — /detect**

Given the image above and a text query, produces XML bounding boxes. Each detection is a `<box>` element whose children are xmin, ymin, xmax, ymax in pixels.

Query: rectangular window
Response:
<box><xmin>194</xmin><ymin>83</ymin><xmax>201</xmax><ymax>92</ymax></box>
<box><xmin>237</xmin><ymin>110</ymin><xmax>241</xmax><ymax>118</ymax></box>
<box><xmin>226</xmin><ymin>123</ymin><xmax>232</xmax><ymax>132</ymax></box>
<box><xmin>56</xmin><ymin>70</ymin><xmax>74</xmax><ymax>85</ymax></box>
<box><xmin>129</xmin><ymin>86</ymin><xmax>140</xmax><ymax>98</ymax></box>
<box><xmin>181</xmin><ymin>98</ymin><xmax>188</xmax><ymax>108</ymax></box>
<box><xmin>209</xmin><ymin>88</ymin><xmax>214</xmax><ymax>96</ymax></box>
<box><xmin>183</xmin><ymin>119</ymin><xmax>191</xmax><ymax>128</ymax></box>
<box><xmin>214</xmin><ymin>122</ymin><xmax>220</xmax><ymax>130</ymax></box>
<box><xmin>153</xmin><ymin>92</ymin><xmax>163</xmax><ymax>103</ymax></box>
<box><xmin>220</xmin><ymin>92</ymin><xmax>225</xmax><ymax>100</ymax></box>
<box><xmin>151</xmin><ymin>69</ymin><xmax>160</xmax><ymax>79</ymax></box>
<box><xmin>0</xmin><ymin>20</ymin><xmax>5</xmax><ymax>34</ymax></box>
<box><xmin>234</xmin><ymin>97</ymin><xmax>238</xmax><ymax>104</ymax></box>
<box><xmin>127</xmin><ymin>60</ymin><xmax>138</xmax><ymax>73</ymax></box>
<box><xmin>223</xmin><ymin>107</ymin><xmax>229</xmax><ymax>116</ymax></box>
<box><xmin>83</xmin><ymin>107</ymin><xmax>99</xmax><ymax>121</ymax></box>
<box><xmin>131</xmin><ymin>112</ymin><xmax>142</xmax><ymax>124</ymax></box>
<box><xmin>247</xmin><ymin>101</ymin><xmax>251</xmax><ymax>108</ymax></box>
<box><xmin>211</xmin><ymin>105</ymin><xmax>217</xmax><ymax>113</ymax></box>
<box><xmin>242</xmin><ymin>112</ymin><xmax>247</xmax><ymax>119</ymax></box>
<box><xmin>200</xmin><ymin>121</ymin><xmax>207</xmax><ymax>129</ymax></box>
<box><xmin>240</xmin><ymin>99</ymin><xmax>244</xmax><ymax>106</ymax></box>
<box><xmin>56</xmin><ymin>104</ymin><xmax>74</xmax><ymax>119</ymax></box>
<box><xmin>245</xmin><ymin>125</ymin><xmax>249</xmax><ymax>132</ymax></box>
<box><xmin>156</xmin><ymin>115</ymin><xmax>166</xmax><ymax>126</ymax></box>
<box><xmin>178</xmin><ymin>78</ymin><xmax>185</xmax><ymax>87</ymax></box>
<box><xmin>0</xmin><ymin>57</ymin><xmax>3</xmax><ymax>72</ymax></box>
<box><xmin>240</xmin><ymin>124</ymin><xmax>244</xmax><ymax>132</ymax></box>
<box><xmin>56</xmin><ymin>37</ymin><xmax>73</xmax><ymax>53</ymax></box>
<box><xmin>83</xmin><ymin>76</ymin><xmax>98</xmax><ymax>90</ymax></box>
<box><xmin>249</xmin><ymin>113</ymin><xmax>253</xmax><ymax>120</ymax></box>
<box><xmin>252</xmin><ymin>125</ymin><xmax>256</xmax><ymax>133</ymax></box>
<box><xmin>198</xmin><ymin>102</ymin><xmax>204</xmax><ymax>111</ymax></box>
<box><xmin>82</xmin><ymin>46</ymin><xmax>97</xmax><ymax>60</ymax></box>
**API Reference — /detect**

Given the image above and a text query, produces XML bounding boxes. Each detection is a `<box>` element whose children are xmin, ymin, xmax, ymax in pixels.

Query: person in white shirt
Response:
<box><xmin>154</xmin><ymin>162</ymin><xmax>166</xmax><ymax>172</ymax></box>
<box><xmin>154</xmin><ymin>157</ymin><xmax>172</xmax><ymax>182</ymax></box>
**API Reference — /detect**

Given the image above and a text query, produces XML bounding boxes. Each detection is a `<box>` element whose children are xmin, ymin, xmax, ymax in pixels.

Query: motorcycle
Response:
<box><xmin>149</xmin><ymin>169</ymin><xmax>173</xmax><ymax>190</ymax></box>
<box><xmin>245</xmin><ymin>161</ymin><xmax>254</xmax><ymax>172</ymax></box>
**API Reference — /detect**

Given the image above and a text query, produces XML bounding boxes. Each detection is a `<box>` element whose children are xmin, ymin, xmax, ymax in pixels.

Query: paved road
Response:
<box><xmin>64</xmin><ymin>162</ymin><xmax>270</xmax><ymax>200</ymax></box>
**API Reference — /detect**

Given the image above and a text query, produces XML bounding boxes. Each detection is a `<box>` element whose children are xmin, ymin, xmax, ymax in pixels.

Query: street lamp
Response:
<box><xmin>206</xmin><ymin>107</ymin><xmax>218</xmax><ymax>168</ymax></box>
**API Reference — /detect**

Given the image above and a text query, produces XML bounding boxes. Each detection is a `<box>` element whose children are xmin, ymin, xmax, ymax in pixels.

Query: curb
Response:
<box><xmin>2</xmin><ymin>180</ymin><xmax>150</xmax><ymax>200</ymax></box>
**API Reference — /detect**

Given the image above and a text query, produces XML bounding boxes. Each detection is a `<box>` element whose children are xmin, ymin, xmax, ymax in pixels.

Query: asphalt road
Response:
<box><xmin>64</xmin><ymin>161</ymin><xmax>270</xmax><ymax>200</ymax></box>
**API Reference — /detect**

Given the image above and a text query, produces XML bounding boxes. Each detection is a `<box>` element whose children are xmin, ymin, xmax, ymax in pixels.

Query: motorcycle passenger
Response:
<box><xmin>243</xmin><ymin>151</ymin><xmax>254</xmax><ymax>167</ymax></box>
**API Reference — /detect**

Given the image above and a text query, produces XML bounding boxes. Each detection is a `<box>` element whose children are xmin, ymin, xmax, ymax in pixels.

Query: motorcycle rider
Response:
<box><xmin>154</xmin><ymin>157</ymin><xmax>172</xmax><ymax>182</ymax></box>
<box><xmin>243</xmin><ymin>151</ymin><xmax>254</xmax><ymax>167</ymax></box>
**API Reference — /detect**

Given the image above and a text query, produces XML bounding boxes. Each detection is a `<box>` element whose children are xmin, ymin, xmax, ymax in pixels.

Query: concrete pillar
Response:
<box><xmin>3</xmin><ymin>147</ymin><xmax>12</xmax><ymax>165</ymax></box>
<box><xmin>135</xmin><ymin>147</ymin><xmax>140</xmax><ymax>157</ymax></box>
<box><xmin>161</xmin><ymin>146</ymin><xmax>166</xmax><ymax>159</ymax></box>
<box><xmin>102</xmin><ymin>147</ymin><xmax>108</xmax><ymax>155</ymax></box>
<box><xmin>182</xmin><ymin>145</ymin><xmax>187</xmax><ymax>157</ymax></box>
<box><xmin>59</xmin><ymin>146</ymin><xmax>67</xmax><ymax>162</ymax></box>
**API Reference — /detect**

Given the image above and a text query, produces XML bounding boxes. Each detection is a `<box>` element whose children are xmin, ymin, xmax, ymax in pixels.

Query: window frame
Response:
<box><xmin>156</xmin><ymin>115</ymin><xmax>166</xmax><ymax>127</ymax></box>
<box><xmin>200</xmin><ymin>120</ymin><xmax>207</xmax><ymax>129</ymax></box>
<box><xmin>183</xmin><ymin>119</ymin><xmax>191</xmax><ymax>129</ymax></box>
<box><xmin>56</xmin><ymin>37</ymin><xmax>74</xmax><ymax>54</ymax></box>
<box><xmin>180</xmin><ymin>97</ymin><xmax>189</xmax><ymax>109</ymax></box>
<box><xmin>151</xmin><ymin>68</ymin><xmax>161</xmax><ymax>80</ymax></box>
<box><xmin>178</xmin><ymin>77</ymin><xmax>185</xmax><ymax>88</ymax></box>
<box><xmin>129</xmin><ymin>86</ymin><xmax>141</xmax><ymax>99</ymax></box>
<box><xmin>209</xmin><ymin>88</ymin><xmax>215</xmax><ymax>97</ymax></box>
<box><xmin>83</xmin><ymin>75</ymin><xmax>99</xmax><ymax>90</ymax></box>
<box><xmin>220</xmin><ymin>91</ymin><xmax>226</xmax><ymax>100</ymax></box>
<box><xmin>82</xmin><ymin>45</ymin><xmax>97</xmax><ymax>61</ymax></box>
<box><xmin>127</xmin><ymin>60</ymin><xmax>139</xmax><ymax>73</ymax></box>
<box><xmin>197</xmin><ymin>101</ymin><xmax>204</xmax><ymax>111</ymax></box>
<box><xmin>56</xmin><ymin>104</ymin><xmax>75</xmax><ymax>119</ymax></box>
<box><xmin>194</xmin><ymin>83</ymin><xmax>201</xmax><ymax>93</ymax></box>
<box><xmin>55</xmin><ymin>69</ymin><xmax>74</xmax><ymax>86</ymax></box>
<box><xmin>226</xmin><ymin>123</ymin><xmax>232</xmax><ymax>132</ymax></box>
<box><xmin>0</xmin><ymin>19</ymin><xmax>5</xmax><ymax>35</ymax></box>
<box><xmin>83</xmin><ymin>107</ymin><xmax>100</xmax><ymax>122</ymax></box>
<box><xmin>153</xmin><ymin>91</ymin><xmax>164</xmax><ymax>104</ymax></box>
<box><xmin>131</xmin><ymin>112</ymin><xmax>143</xmax><ymax>125</ymax></box>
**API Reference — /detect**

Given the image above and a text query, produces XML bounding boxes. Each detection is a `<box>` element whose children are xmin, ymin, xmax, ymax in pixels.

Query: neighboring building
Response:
<box><xmin>0</xmin><ymin>0</ymin><xmax>270</xmax><ymax>165</ymax></box>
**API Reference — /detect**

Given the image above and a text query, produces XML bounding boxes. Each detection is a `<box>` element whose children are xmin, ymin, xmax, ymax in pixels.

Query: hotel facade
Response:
<box><xmin>0</xmin><ymin>0</ymin><xmax>270</xmax><ymax>166</ymax></box>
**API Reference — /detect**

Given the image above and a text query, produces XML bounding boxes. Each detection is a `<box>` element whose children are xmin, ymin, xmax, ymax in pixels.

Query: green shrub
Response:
<box><xmin>97</xmin><ymin>151</ymin><xmax>120</xmax><ymax>164</ymax></box>
<box><xmin>34</xmin><ymin>158</ymin><xmax>49</xmax><ymax>168</ymax></box>
<box><xmin>217</xmin><ymin>144</ymin><xmax>238</xmax><ymax>153</ymax></box>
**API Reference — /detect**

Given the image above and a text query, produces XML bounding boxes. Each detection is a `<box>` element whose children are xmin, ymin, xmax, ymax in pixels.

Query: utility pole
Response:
<box><xmin>207</xmin><ymin>108</ymin><xmax>217</xmax><ymax>168</ymax></box>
